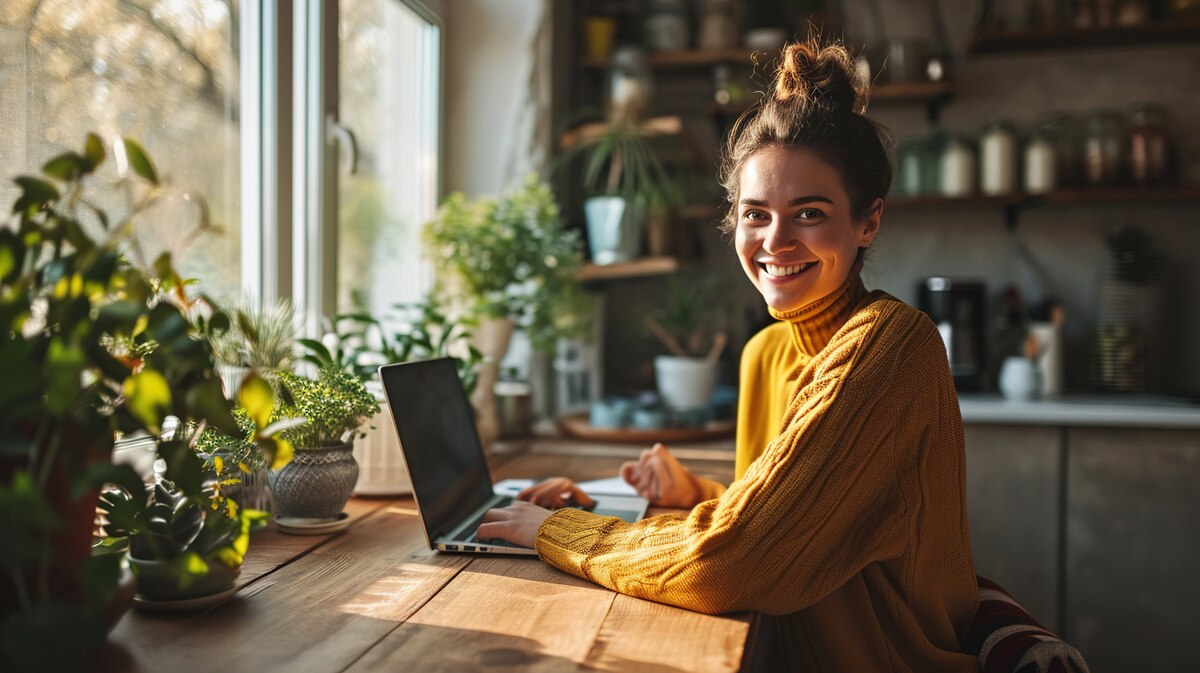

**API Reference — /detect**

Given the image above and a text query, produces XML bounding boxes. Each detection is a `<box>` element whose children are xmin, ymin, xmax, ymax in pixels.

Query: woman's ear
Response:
<box><xmin>858</xmin><ymin>198</ymin><xmax>883</xmax><ymax>247</ymax></box>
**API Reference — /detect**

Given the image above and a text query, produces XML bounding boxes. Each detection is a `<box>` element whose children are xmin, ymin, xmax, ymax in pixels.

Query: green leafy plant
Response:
<box><xmin>0</xmin><ymin>133</ymin><xmax>287</xmax><ymax>672</ymax></box>
<box><xmin>299</xmin><ymin>293</ymin><xmax>484</xmax><ymax>394</ymax></box>
<box><xmin>645</xmin><ymin>275</ymin><xmax>727</xmax><ymax>359</ymax></box>
<box><xmin>98</xmin><ymin>479</ymin><xmax>253</xmax><ymax>593</ymax></box>
<box><xmin>423</xmin><ymin>175</ymin><xmax>591</xmax><ymax>352</ymax></box>
<box><xmin>273</xmin><ymin>368</ymin><xmax>379</xmax><ymax>448</ymax></box>
<box><xmin>209</xmin><ymin>298</ymin><xmax>298</xmax><ymax>371</ymax></box>
<box><xmin>560</xmin><ymin>119</ymin><xmax>689</xmax><ymax>212</ymax></box>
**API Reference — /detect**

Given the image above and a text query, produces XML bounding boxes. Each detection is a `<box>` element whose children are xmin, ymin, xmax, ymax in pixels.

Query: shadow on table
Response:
<box><xmin>348</xmin><ymin>622</ymin><xmax>693</xmax><ymax>673</ymax></box>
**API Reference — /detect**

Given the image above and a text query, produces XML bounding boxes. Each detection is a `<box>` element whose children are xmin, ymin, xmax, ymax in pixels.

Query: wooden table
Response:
<box><xmin>100</xmin><ymin>442</ymin><xmax>758</xmax><ymax>672</ymax></box>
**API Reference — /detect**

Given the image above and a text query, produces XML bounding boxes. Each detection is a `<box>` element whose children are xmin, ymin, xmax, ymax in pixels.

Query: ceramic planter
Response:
<box><xmin>353</xmin><ymin>398</ymin><xmax>412</xmax><ymax>496</ymax></box>
<box><xmin>129</xmin><ymin>556</ymin><xmax>240</xmax><ymax>601</ymax></box>
<box><xmin>584</xmin><ymin>196</ymin><xmax>643</xmax><ymax>265</ymax></box>
<box><xmin>269</xmin><ymin>442</ymin><xmax>359</xmax><ymax>519</ymax></box>
<box><xmin>469</xmin><ymin>316</ymin><xmax>516</xmax><ymax>453</ymax></box>
<box><xmin>654</xmin><ymin>356</ymin><xmax>718</xmax><ymax>412</ymax></box>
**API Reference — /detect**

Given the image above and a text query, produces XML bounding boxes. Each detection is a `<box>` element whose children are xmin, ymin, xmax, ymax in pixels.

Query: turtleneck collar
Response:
<box><xmin>767</xmin><ymin>263</ymin><xmax>868</xmax><ymax>359</ymax></box>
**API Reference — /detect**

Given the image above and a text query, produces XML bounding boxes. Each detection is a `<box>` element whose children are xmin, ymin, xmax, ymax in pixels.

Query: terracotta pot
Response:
<box><xmin>269</xmin><ymin>442</ymin><xmax>359</xmax><ymax>519</ymax></box>
<box><xmin>469</xmin><ymin>317</ymin><xmax>516</xmax><ymax>453</ymax></box>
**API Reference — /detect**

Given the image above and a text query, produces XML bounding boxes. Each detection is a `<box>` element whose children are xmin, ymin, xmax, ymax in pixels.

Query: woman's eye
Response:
<box><xmin>742</xmin><ymin>210</ymin><xmax>768</xmax><ymax>223</ymax></box>
<box><xmin>796</xmin><ymin>208</ymin><xmax>824</xmax><ymax>221</ymax></box>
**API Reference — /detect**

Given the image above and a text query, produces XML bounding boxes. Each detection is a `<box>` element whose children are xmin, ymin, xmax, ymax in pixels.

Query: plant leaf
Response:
<box><xmin>11</xmin><ymin>177</ymin><xmax>59</xmax><ymax>214</ymax></box>
<box><xmin>238</xmin><ymin>373</ymin><xmax>275</xmax><ymax>429</ymax></box>
<box><xmin>122</xmin><ymin>137</ymin><xmax>159</xmax><ymax>185</ymax></box>
<box><xmin>84</xmin><ymin>133</ymin><xmax>107</xmax><ymax>170</ymax></box>
<box><xmin>42</xmin><ymin>152</ymin><xmax>86</xmax><ymax>181</ymax></box>
<box><xmin>123</xmin><ymin>369</ymin><xmax>172</xmax><ymax>433</ymax></box>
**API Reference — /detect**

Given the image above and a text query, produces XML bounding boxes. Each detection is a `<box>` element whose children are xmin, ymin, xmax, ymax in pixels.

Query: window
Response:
<box><xmin>0</xmin><ymin>0</ymin><xmax>242</xmax><ymax>300</ymax></box>
<box><xmin>336</xmin><ymin>0</ymin><xmax>440</xmax><ymax>317</ymax></box>
<box><xmin>1</xmin><ymin>0</ymin><xmax>441</xmax><ymax>329</ymax></box>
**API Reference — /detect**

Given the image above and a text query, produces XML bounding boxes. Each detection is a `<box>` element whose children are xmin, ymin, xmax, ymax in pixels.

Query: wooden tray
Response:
<box><xmin>556</xmin><ymin>413</ymin><xmax>734</xmax><ymax>444</ymax></box>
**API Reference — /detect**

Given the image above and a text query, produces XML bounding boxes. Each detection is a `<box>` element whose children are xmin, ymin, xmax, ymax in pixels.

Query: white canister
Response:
<box><xmin>940</xmin><ymin>136</ymin><xmax>976</xmax><ymax>197</ymax></box>
<box><xmin>645</xmin><ymin>0</ymin><xmax>689</xmax><ymax>51</ymax></box>
<box><xmin>1029</xmin><ymin>321</ymin><xmax>1063</xmax><ymax>396</ymax></box>
<box><xmin>654</xmin><ymin>356</ymin><xmax>718</xmax><ymax>412</ymax></box>
<box><xmin>1024</xmin><ymin>135</ymin><xmax>1058</xmax><ymax>194</ymax></box>
<box><xmin>999</xmin><ymin>356</ymin><xmax>1040</xmax><ymax>401</ymax></box>
<box><xmin>980</xmin><ymin>120</ymin><xmax>1018</xmax><ymax>195</ymax></box>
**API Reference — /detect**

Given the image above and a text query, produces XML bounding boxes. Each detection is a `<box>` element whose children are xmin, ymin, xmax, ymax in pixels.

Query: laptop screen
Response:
<box><xmin>378</xmin><ymin>358</ymin><xmax>495</xmax><ymax>540</ymax></box>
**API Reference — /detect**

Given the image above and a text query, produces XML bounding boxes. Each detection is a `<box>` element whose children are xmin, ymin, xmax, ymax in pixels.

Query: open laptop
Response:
<box><xmin>378</xmin><ymin>358</ymin><xmax>648</xmax><ymax>555</ymax></box>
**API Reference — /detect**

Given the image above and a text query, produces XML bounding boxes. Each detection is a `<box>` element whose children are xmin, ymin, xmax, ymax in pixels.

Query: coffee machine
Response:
<box><xmin>917</xmin><ymin>278</ymin><xmax>987</xmax><ymax>392</ymax></box>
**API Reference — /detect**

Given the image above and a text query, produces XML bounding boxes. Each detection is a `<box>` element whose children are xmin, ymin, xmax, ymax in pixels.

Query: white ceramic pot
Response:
<box><xmin>999</xmin><ymin>356</ymin><xmax>1039</xmax><ymax>401</ymax></box>
<box><xmin>353</xmin><ymin>398</ymin><xmax>412</xmax><ymax>496</ymax></box>
<box><xmin>654</xmin><ymin>356</ymin><xmax>718</xmax><ymax>411</ymax></box>
<box><xmin>584</xmin><ymin>196</ymin><xmax>643</xmax><ymax>265</ymax></box>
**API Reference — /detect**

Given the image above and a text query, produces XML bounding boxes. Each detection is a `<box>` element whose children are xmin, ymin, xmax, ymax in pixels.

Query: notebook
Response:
<box><xmin>378</xmin><ymin>358</ymin><xmax>648</xmax><ymax>555</ymax></box>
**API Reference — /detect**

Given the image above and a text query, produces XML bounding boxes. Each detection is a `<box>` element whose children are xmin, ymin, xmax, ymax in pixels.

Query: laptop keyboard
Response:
<box><xmin>459</xmin><ymin>497</ymin><xmax>597</xmax><ymax>547</ymax></box>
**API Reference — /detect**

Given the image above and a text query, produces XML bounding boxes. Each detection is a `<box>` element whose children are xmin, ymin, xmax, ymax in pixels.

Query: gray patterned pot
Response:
<box><xmin>269</xmin><ymin>442</ymin><xmax>359</xmax><ymax>519</ymax></box>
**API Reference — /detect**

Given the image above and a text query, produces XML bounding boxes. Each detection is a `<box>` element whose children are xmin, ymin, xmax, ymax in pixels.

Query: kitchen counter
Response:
<box><xmin>957</xmin><ymin>393</ymin><xmax>1200</xmax><ymax>428</ymax></box>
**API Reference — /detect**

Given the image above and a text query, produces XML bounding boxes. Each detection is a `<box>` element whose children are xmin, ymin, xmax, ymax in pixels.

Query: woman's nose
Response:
<box><xmin>762</xmin><ymin>218</ymin><xmax>798</xmax><ymax>255</ymax></box>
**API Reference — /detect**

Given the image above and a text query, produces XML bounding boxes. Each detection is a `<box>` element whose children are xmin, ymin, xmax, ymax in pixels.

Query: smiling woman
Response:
<box><xmin>483</xmin><ymin>37</ymin><xmax>981</xmax><ymax>672</ymax></box>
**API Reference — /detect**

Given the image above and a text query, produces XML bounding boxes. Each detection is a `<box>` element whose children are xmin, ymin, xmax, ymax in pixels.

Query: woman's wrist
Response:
<box><xmin>688</xmin><ymin>473</ymin><xmax>727</xmax><ymax>505</ymax></box>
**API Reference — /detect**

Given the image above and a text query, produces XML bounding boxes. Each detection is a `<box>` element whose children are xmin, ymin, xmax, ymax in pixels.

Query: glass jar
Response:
<box><xmin>980</xmin><ymin>119</ymin><xmax>1018</xmax><ymax>196</ymax></box>
<box><xmin>939</xmin><ymin>135</ymin><xmax>976</xmax><ymax>198</ymax></box>
<box><xmin>1024</xmin><ymin>128</ymin><xmax>1058</xmax><ymax>195</ymax></box>
<box><xmin>697</xmin><ymin>0</ymin><xmax>737</xmax><ymax>50</ymax></box>
<box><xmin>897</xmin><ymin>132</ymin><xmax>943</xmax><ymax>197</ymax></box>
<box><xmin>1128</xmin><ymin>103</ymin><xmax>1170</xmax><ymax>186</ymax></box>
<box><xmin>644</xmin><ymin>0</ymin><xmax>689</xmax><ymax>52</ymax></box>
<box><xmin>609</xmin><ymin>47</ymin><xmax>653</xmax><ymax>124</ymax></box>
<box><xmin>1083</xmin><ymin>109</ymin><xmax>1125</xmax><ymax>187</ymax></box>
<box><xmin>1037</xmin><ymin>111</ymin><xmax>1081</xmax><ymax>187</ymax></box>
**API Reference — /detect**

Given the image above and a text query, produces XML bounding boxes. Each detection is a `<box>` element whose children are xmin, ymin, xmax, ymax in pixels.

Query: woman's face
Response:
<box><xmin>734</xmin><ymin>146</ymin><xmax>881</xmax><ymax>314</ymax></box>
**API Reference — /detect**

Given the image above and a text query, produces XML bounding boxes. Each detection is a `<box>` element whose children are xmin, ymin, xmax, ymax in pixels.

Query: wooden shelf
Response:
<box><xmin>708</xmin><ymin>80</ymin><xmax>956</xmax><ymax>118</ymax></box>
<box><xmin>889</xmin><ymin>187</ymin><xmax>1200</xmax><ymax>209</ymax></box>
<box><xmin>577</xmin><ymin>256</ymin><xmax>679</xmax><ymax>282</ymax></box>
<box><xmin>581</xmin><ymin>48</ymin><xmax>760</xmax><ymax>70</ymax></box>
<box><xmin>872</xmin><ymin>80</ymin><xmax>956</xmax><ymax>103</ymax></box>
<box><xmin>888</xmin><ymin>194</ymin><xmax>1023</xmax><ymax>208</ymax></box>
<box><xmin>968</xmin><ymin>18</ymin><xmax>1200</xmax><ymax>55</ymax></box>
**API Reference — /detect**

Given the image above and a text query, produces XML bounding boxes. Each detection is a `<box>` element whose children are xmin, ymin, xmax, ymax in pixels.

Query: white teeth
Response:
<box><xmin>763</xmin><ymin>262</ymin><xmax>814</xmax><ymax>277</ymax></box>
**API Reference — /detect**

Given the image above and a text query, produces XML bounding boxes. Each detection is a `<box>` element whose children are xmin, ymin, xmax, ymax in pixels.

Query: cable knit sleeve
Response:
<box><xmin>536</xmin><ymin>305</ymin><xmax>944</xmax><ymax>616</ymax></box>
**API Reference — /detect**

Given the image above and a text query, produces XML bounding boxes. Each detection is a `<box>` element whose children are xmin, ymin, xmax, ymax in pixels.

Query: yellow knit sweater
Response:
<box><xmin>536</xmin><ymin>272</ymin><xmax>979</xmax><ymax>672</ymax></box>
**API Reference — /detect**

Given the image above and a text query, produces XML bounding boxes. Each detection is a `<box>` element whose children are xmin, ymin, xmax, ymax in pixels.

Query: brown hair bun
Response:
<box><xmin>773</xmin><ymin>39</ymin><xmax>868</xmax><ymax>116</ymax></box>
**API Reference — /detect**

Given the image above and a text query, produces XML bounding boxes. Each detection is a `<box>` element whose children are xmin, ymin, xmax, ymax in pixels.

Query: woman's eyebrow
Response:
<box><xmin>739</xmin><ymin>195</ymin><xmax>834</xmax><ymax>206</ymax></box>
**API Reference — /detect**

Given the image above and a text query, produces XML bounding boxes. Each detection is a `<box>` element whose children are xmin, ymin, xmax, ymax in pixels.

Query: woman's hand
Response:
<box><xmin>620</xmin><ymin>443</ymin><xmax>703</xmax><ymax>508</ymax></box>
<box><xmin>517</xmin><ymin>477</ymin><xmax>596</xmax><ymax>509</ymax></box>
<box><xmin>476</xmin><ymin>501</ymin><xmax>554</xmax><ymax>548</ymax></box>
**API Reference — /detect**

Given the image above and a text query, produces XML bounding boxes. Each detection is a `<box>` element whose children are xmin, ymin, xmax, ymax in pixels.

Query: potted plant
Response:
<box><xmin>98</xmin><ymin>478</ymin><xmax>253</xmax><ymax>606</ymax></box>
<box><xmin>300</xmin><ymin>293</ymin><xmax>483</xmax><ymax>495</ymax></box>
<box><xmin>267</xmin><ymin>368</ymin><xmax>378</xmax><ymax>527</ymax></box>
<box><xmin>424</xmin><ymin>175</ymin><xmax>591</xmax><ymax>447</ymax></box>
<box><xmin>559</xmin><ymin>116</ymin><xmax>690</xmax><ymax>264</ymax></box>
<box><xmin>209</xmin><ymin>298</ymin><xmax>299</xmax><ymax>397</ymax></box>
<box><xmin>645</xmin><ymin>275</ymin><xmax>728</xmax><ymax>418</ymax></box>
<box><xmin>0</xmin><ymin>134</ymin><xmax>286</xmax><ymax>671</ymax></box>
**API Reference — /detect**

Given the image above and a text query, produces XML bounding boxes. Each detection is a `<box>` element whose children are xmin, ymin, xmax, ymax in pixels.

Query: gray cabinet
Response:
<box><xmin>964</xmin><ymin>424</ymin><xmax>1062</xmax><ymax>629</ymax></box>
<box><xmin>1065</xmin><ymin>428</ymin><xmax>1200</xmax><ymax>673</ymax></box>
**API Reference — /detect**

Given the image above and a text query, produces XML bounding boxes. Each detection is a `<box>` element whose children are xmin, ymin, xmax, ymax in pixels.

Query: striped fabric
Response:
<box><xmin>964</xmin><ymin>576</ymin><xmax>1090</xmax><ymax>673</ymax></box>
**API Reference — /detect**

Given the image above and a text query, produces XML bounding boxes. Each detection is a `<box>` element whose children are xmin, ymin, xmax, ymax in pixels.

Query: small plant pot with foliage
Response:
<box><xmin>100</xmin><ymin>479</ymin><xmax>252</xmax><ymax>604</ymax></box>
<box><xmin>646</xmin><ymin>276</ymin><xmax>727</xmax><ymax>416</ymax></box>
<box><xmin>267</xmin><ymin>369</ymin><xmax>378</xmax><ymax>523</ymax></box>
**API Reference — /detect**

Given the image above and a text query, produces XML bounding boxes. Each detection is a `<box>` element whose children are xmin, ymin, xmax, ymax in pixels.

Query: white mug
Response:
<box><xmin>999</xmin><ymin>357</ymin><xmax>1039</xmax><ymax>401</ymax></box>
